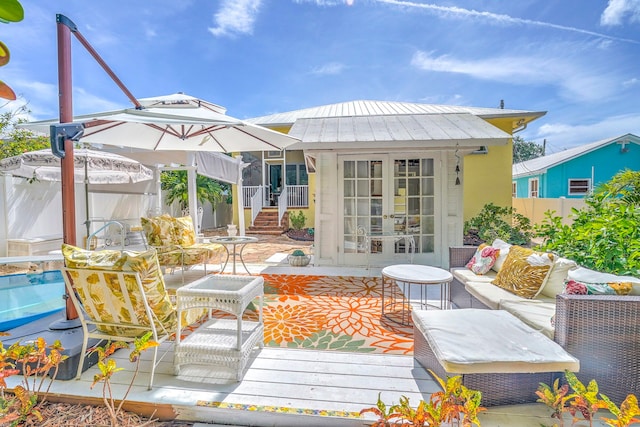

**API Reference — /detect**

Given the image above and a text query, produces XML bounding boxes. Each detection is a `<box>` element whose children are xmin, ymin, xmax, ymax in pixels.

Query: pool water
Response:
<box><xmin>0</xmin><ymin>270</ymin><xmax>65</xmax><ymax>331</ymax></box>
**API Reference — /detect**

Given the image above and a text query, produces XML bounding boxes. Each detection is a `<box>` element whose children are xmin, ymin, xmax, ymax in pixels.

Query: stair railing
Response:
<box><xmin>250</xmin><ymin>186</ymin><xmax>264</xmax><ymax>226</ymax></box>
<box><xmin>278</xmin><ymin>186</ymin><xmax>288</xmax><ymax>226</ymax></box>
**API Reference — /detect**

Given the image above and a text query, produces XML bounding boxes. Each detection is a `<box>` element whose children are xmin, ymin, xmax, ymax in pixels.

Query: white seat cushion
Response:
<box><xmin>465</xmin><ymin>281</ymin><xmax>525</xmax><ymax>309</ymax></box>
<box><xmin>499</xmin><ymin>299</ymin><xmax>556</xmax><ymax>339</ymax></box>
<box><xmin>411</xmin><ymin>309</ymin><xmax>579</xmax><ymax>374</ymax></box>
<box><xmin>451</xmin><ymin>267</ymin><xmax>496</xmax><ymax>284</ymax></box>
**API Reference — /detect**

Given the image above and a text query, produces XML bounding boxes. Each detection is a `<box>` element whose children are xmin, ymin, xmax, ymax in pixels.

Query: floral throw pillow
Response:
<box><xmin>564</xmin><ymin>279</ymin><xmax>633</xmax><ymax>295</ymax></box>
<box><xmin>465</xmin><ymin>244</ymin><xmax>500</xmax><ymax>275</ymax></box>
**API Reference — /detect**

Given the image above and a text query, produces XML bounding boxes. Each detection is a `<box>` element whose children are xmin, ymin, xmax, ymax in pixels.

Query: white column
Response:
<box><xmin>186</xmin><ymin>152</ymin><xmax>199</xmax><ymax>233</ymax></box>
<box><xmin>236</xmin><ymin>155</ymin><xmax>246</xmax><ymax>236</ymax></box>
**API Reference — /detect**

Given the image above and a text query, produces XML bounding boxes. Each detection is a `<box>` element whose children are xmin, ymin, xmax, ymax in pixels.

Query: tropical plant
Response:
<box><xmin>289</xmin><ymin>210</ymin><xmax>307</xmax><ymax>231</ymax></box>
<box><xmin>360</xmin><ymin>370</ymin><xmax>485</xmax><ymax>426</ymax></box>
<box><xmin>161</xmin><ymin>170</ymin><xmax>230</xmax><ymax>213</ymax></box>
<box><xmin>464</xmin><ymin>203</ymin><xmax>533</xmax><ymax>245</ymax></box>
<box><xmin>0</xmin><ymin>336</ymin><xmax>67</xmax><ymax>426</ymax></box>
<box><xmin>537</xmin><ymin>371</ymin><xmax>640</xmax><ymax>427</ymax></box>
<box><xmin>535</xmin><ymin>170</ymin><xmax>640</xmax><ymax>276</ymax></box>
<box><xmin>90</xmin><ymin>332</ymin><xmax>159</xmax><ymax>427</ymax></box>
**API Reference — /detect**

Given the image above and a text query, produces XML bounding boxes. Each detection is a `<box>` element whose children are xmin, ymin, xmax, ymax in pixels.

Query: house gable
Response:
<box><xmin>513</xmin><ymin>133</ymin><xmax>640</xmax><ymax>198</ymax></box>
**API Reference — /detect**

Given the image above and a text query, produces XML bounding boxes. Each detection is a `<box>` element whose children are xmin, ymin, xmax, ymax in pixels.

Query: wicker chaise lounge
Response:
<box><xmin>449</xmin><ymin>246</ymin><xmax>640</xmax><ymax>405</ymax></box>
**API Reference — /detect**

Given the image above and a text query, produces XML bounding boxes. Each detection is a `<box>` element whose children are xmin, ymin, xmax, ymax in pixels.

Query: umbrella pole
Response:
<box><xmin>57</xmin><ymin>15</ymin><xmax>79</xmax><ymax>322</ymax></box>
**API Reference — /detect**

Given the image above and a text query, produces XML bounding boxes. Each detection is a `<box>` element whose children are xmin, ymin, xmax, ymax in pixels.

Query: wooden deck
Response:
<box><xmin>2</xmin><ymin>264</ymin><xmax>615</xmax><ymax>426</ymax></box>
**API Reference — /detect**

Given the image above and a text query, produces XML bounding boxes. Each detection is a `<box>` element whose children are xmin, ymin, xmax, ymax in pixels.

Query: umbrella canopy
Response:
<box><xmin>0</xmin><ymin>148</ymin><xmax>154</xmax><ymax>184</ymax></box>
<box><xmin>21</xmin><ymin>93</ymin><xmax>299</xmax><ymax>153</ymax></box>
<box><xmin>19</xmin><ymin>93</ymin><xmax>300</xmax><ymax>238</ymax></box>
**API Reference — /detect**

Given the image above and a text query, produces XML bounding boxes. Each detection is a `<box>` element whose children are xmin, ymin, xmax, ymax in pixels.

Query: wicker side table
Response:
<box><xmin>174</xmin><ymin>274</ymin><xmax>264</xmax><ymax>381</ymax></box>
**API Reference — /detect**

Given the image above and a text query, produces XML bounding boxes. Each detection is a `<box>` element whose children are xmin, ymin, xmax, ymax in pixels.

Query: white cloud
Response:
<box><xmin>293</xmin><ymin>0</ymin><xmax>350</xmax><ymax>5</ymax></box>
<box><xmin>72</xmin><ymin>88</ymin><xmax>125</xmax><ymax>115</ymax></box>
<box><xmin>534</xmin><ymin>113</ymin><xmax>640</xmax><ymax>150</ymax></box>
<box><xmin>375</xmin><ymin>0</ymin><xmax>640</xmax><ymax>44</ymax></box>
<box><xmin>209</xmin><ymin>0</ymin><xmax>262</xmax><ymax>37</ymax></box>
<box><xmin>311</xmin><ymin>62</ymin><xmax>346</xmax><ymax>75</ymax></box>
<box><xmin>410</xmin><ymin>50</ymin><xmax>616</xmax><ymax>102</ymax></box>
<box><xmin>623</xmin><ymin>77</ymin><xmax>639</xmax><ymax>86</ymax></box>
<box><xmin>601</xmin><ymin>0</ymin><xmax>640</xmax><ymax>26</ymax></box>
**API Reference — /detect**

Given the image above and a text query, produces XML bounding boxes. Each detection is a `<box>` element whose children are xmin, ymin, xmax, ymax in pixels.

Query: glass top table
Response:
<box><xmin>209</xmin><ymin>236</ymin><xmax>259</xmax><ymax>274</ymax></box>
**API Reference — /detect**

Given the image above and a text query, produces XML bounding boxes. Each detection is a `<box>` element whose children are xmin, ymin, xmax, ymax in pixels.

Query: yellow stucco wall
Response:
<box><xmin>462</xmin><ymin>118</ymin><xmax>514</xmax><ymax>221</ymax></box>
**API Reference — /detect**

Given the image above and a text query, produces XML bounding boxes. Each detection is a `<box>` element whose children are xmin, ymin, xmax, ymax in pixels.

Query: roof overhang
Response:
<box><xmin>288</xmin><ymin>113</ymin><xmax>511</xmax><ymax>150</ymax></box>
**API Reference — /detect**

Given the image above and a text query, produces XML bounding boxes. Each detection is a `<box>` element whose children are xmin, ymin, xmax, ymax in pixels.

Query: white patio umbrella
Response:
<box><xmin>0</xmin><ymin>148</ymin><xmax>154</xmax><ymax>237</ymax></box>
<box><xmin>22</xmin><ymin>93</ymin><xmax>298</xmax><ymax>153</ymax></box>
<box><xmin>20</xmin><ymin>93</ymin><xmax>300</xmax><ymax>236</ymax></box>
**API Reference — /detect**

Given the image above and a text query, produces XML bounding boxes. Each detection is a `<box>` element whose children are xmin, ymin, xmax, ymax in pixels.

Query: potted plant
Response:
<box><xmin>288</xmin><ymin>249</ymin><xmax>310</xmax><ymax>266</ymax></box>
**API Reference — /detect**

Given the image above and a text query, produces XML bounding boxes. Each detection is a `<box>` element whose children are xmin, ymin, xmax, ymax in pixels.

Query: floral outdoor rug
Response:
<box><xmin>244</xmin><ymin>274</ymin><xmax>414</xmax><ymax>355</ymax></box>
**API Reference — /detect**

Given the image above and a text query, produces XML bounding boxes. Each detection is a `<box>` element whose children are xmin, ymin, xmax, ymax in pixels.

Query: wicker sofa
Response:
<box><xmin>449</xmin><ymin>244</ymin><xmax>640</xmax><ymax>404</ymax></box>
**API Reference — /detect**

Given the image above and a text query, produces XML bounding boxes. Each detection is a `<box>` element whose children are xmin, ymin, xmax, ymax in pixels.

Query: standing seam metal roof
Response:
<box><xmin>512</xmin><ymin>133</ymin><xmax>640</xmax><ymax>177</ymax></box>
<box><xmin>246</xmin><ymin>100</ymin><xmax>544</xmax><ymax>126</ymax></box>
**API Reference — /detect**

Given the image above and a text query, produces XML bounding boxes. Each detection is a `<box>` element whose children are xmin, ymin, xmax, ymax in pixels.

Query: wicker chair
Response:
<box><xmin>449</xmin><ymin>246</ymin><xmax>640</xmax><ymax>404</ymax></box>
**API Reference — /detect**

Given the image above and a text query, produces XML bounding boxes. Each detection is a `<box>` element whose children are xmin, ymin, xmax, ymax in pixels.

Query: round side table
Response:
<box><xmin>381</xmin><ymin>264</ymin><xmax>453</xmax><ymax>325</ymax></box>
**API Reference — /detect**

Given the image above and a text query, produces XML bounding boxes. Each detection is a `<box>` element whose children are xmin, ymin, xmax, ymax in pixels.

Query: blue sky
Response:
<box><xmin>2</xmin><ymin>0</ymin><xmax>639</xmax><ymax>153</ymax></box>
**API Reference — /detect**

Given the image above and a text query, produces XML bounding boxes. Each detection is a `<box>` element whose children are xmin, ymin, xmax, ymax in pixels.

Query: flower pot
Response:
<box><xmin>227</xmin><ymin>224</ymin><xmax>238</xmax><ymax>237</ymax></box>
<box><xmin>288</xmin><ymin>254</ymin><xmax>310</xmax><ymax>267</ymax></box>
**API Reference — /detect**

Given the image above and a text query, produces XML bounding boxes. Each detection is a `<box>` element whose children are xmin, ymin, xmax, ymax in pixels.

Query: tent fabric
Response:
<box><xmin>195</xmin><ymin>152</ymin><xmax>242</xmax><ymax>185</ymax></box>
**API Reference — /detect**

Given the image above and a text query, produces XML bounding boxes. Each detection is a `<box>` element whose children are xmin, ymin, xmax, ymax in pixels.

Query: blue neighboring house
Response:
<box><xmin>512</xmin><ymin>133</ymin><xmax>640</xmax><ymax>198</ymax></box>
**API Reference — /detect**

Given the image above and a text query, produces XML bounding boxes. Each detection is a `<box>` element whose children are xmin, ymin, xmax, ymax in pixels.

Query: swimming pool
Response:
<box><xmin>0</xmin><ymin>270</ymin><xmax>65</xmax><ymax>331</ymax></box>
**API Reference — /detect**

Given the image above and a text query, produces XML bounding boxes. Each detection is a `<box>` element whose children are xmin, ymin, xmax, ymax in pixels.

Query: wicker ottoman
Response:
<box><xmin>412</xmin><ymin>309</ymin><xmax>579</xmax><ymax>406</ymax></box>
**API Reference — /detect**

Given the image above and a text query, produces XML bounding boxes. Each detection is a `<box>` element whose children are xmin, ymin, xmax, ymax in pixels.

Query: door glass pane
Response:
<box><xmin>344</xmin><ymin>199</ymin><xmax>355</xmax><ymax>216</ymax></box>
<box><xmin>357</xmin><ymin>180</ymin><xmax>369</xmax><ymax>197</ymax></box>
<box><xmin>344</xmin><ymin>161</ymin><xmax>355</xmax><ymax>178</ymax></box>
<box><xmin>371</xmin><ymin>198</ymin><xmax>383</xmax><ymax>216</ymax></box>
<box><xmin>357</xmin><ymin>161</ymin><xmax>368</xmax><ymax>178</ymax></box>
<box><xmin>421</xmin><ymin>177</ymin><xmax>434</xmax><ymax>195</ymax></box>
<box><xmin>357</xmin><ymin>199</ymin><xmax>369</xmax><ymax>216</ymax></box>
<box><xmin>344</xmin><ymin>180</ymin><xmax>355</xmax><ymax>197</ymax></box>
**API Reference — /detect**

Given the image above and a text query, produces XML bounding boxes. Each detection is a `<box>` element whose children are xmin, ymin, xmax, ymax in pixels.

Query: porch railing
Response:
<box><xmin>243</xmin><ymin>185</ymin><xmax>309</xmax><ymax>208</ymax></box>
<box><xmin>278</xmin><ymin>186</ymin><xmax>288</xmax><ymax>226</ymax></box>
<box><xmin>250</xmin><ymin>186</ymin><xmax>264</xmax><ymax>226</ymax></box>
<box><xmin>286</xmin><ymin>185</ymin><xmax>308</xmax><ymax>207</ymax></box>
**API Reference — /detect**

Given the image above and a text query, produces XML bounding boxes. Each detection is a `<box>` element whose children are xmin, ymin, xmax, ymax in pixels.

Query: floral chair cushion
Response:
<box><xmin>62</xmin><ymin>244</ymin><xmax>204</xmax><ymax>336</ymax></box>
<box><xmin>141</xmin><ymin>214</ymin><xmax>177</xmax><ymax>247</ymax></box>
<box><xmin>173</xmin><ymin>216</ymin><xmax>197</xmax><ymax>246</ymax></box>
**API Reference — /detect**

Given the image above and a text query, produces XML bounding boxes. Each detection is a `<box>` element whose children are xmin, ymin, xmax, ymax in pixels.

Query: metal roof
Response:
<box><xmin>246</xmin><ymin>100</ymin><xmax>545</xmax><ymax>126</ymax></box>
<box><xmin>512</xmin><ymin>133</ymin><xmax>640</xmax><ymax>177</ymax></box>
<box><xmin>287</xmin><ymin>113</ymin><xmax>511</xmax><ymax>150</ymax></box>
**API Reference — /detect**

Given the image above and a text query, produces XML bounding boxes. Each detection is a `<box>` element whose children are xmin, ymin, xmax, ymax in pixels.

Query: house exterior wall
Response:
<box><xmin>462</xmin><ymin>119</ymin><xmax>514</xmax><ymax>221</ymax></box>
<box><xmin>513</xmin><ymin>142</ymin><xmax>640</xmax><ymax>198</ymax></box>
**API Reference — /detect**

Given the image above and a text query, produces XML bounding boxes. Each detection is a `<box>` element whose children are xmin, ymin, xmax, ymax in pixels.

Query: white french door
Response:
<box><xmin>339</xmin><ymin>154</ymin><xmax>439</xmax><ymax>266</ymax></box>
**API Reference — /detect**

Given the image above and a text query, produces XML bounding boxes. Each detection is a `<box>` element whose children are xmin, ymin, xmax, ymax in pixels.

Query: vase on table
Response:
<box><xmin>227</xmin><ymin>224</ymin><xmax>238</xmax><ymax>237</ymax></box>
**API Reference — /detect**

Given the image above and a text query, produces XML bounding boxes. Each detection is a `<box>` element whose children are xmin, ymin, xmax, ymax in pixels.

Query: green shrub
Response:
<box><xmin>289</xmin><ymin>210</ymin><xmax>307</xmax><ymax>231</ymax></box>
<box><xmin>464</xmin><ymin>203</ymin><xmax>533</xmax><ymax>245</ymax></box>
<box><xmin>291</xmin><ymin>249</ymin><xmax>306</xmax><ymax>256</ymax></box>
<box><xmin>535</xmin><ymin>171</ymin><xmax>640</xmax><ymax>276</ymax></box>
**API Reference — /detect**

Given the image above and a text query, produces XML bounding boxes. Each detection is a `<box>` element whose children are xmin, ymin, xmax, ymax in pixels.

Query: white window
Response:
<box><xmin>568</xmin><ymin>178</ymin><xmax>591</xmax><ymax>195</ymax></box>
<box><xmin>528</xmin><ymin>178</ymin><xmax>539</xmax><ymax>198</ymax></box>
<box><xmin>512</xmin><ymin>182</ymin><xmax>517</xmax><ymax>198</ymax></box>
